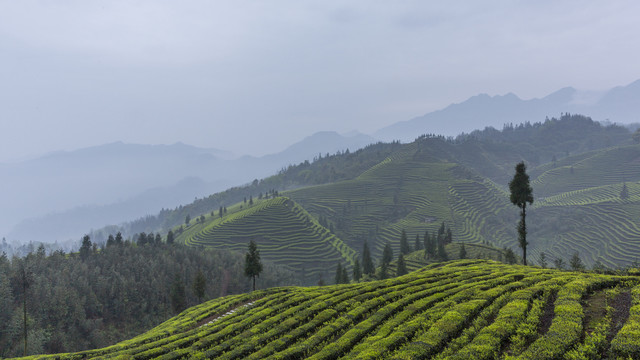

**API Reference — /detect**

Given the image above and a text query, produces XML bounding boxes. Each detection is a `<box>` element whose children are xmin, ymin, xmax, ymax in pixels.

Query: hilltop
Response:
<box><xmin>21</xmin><ymin>260</ymin><xmax>640</xmax><ymax>359</ymax></box>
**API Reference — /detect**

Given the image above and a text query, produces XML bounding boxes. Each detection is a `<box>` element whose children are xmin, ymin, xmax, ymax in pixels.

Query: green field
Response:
<box><xmin>22</xmin><ymin>260</ymin><xmax>640</xmax><ymax>359</ymax></box>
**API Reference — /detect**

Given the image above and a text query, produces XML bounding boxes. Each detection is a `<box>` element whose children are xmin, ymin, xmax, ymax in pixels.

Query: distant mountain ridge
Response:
<box><xmin>374</xmin><ymin>79</ymin><xmax>640</xmax><ymax>141</ymax></box>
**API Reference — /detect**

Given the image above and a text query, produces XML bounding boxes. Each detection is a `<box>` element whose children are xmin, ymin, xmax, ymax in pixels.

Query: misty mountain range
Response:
<box><xmin>3</xmin><ymin>80</ymin><xmax>639</xmax><ymax>244</ymax></box>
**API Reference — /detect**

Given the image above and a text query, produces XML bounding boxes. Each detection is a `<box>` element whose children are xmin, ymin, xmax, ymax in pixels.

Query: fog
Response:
<box><xmin>2</xmin><ymin>1</ymin><xmax>640</xmax><ymax>244</ymax></box>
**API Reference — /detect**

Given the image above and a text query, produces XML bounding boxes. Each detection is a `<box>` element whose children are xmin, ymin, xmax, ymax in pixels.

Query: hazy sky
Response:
<box><xmin>2</xmin><ymin>1</ymin><xmax>640</xmax><ymax>161</ymax></box>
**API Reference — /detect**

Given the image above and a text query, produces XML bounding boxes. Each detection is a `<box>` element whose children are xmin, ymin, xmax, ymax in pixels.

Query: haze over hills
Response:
<box><xmin>375</xmin><ymin>79</ymin><xmax>640</xmax><ymax>142</ymax></box>
<box><xmin>3</xmin><ymin>131</ymin><xmax>375</xmax><ymax>243</ymax></box>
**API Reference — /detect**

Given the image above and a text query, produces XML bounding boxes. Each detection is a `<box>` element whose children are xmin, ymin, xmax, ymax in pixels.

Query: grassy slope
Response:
<box><xmin>24</xmin><ymin>260</ymin><xmax>640</xmax><ymax>360</ymax></box>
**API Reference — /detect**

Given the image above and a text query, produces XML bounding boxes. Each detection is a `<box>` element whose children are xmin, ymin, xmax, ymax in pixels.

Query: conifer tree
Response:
<box><xmin>341</xmin><ymin>266</ymin><xmax>349</xmax><ymax>284</ymax></box>
<box><xmin>166</xmin><ymin>230</ymin><xmax>175</xmax><ymax>244</ymax></box>
<box><xmin>459</xmin><ymin>244</ymin><xmax>467</xmax><ymax>259</ymax></box>
<box><xmin>353</xmin><ymin>258</ymin><xmax>362</xmax><ymax>282</ymax></box>
<box><xmin>382</xmin><ymin>242</ymin><xmax>393</xmax><ymax>265</ymax></box>
<box><xmin>396</xmin><ymin>254</ymin><xmax>408</xmax><ymax>276</ymax></box>
<box><xmin>570</xmin><ymin>252</ymin><xmax>584</xmax><ymax>271</ymax></box>
<box><xmin>362</xmin><ymin>241</ymin><xmax>375</xmax><ymax>275</ymax></box>
<box><xmin>414</xmin><ymin>234</ymin><xmax>422</xmax><ymax>251</ymax></box>
<box><xmin>170</xmin><ymin>274</ymin><xmax>186</xmax><ymax>313</ymax></box>
<box><xmin>620</xmin><ymin>182</ymin><xmax>629</xmax><ymax>200</ymax></box>
<box><xmin>192</xmin><ymin>269</ymin><xmax>206</xmax><ymax>303</ymax></box>
<box><xmin>509</xmin><ymin>161</ymin><xmax>534</xmax><ymax>265</ymax></box>
<box><xmin>244</xmin><ymin>240</ymin><xmax>263</xmax><ymax>291</ymax></box>
<box><xmin>399</xmin><ymin>230</ymin><xmax>411</xmax><ymax>254</ymax></box>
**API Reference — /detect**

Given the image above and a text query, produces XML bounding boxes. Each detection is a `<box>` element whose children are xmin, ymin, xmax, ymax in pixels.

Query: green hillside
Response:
<box><xmin>23</xmin><ymin>260</ymin><xmax>640</xmax><ymax>359</ymax></box>
<box><xmin>177</xmin><ymin>197</ymin><xmax>355</xmax><ymax>282</ymax></box>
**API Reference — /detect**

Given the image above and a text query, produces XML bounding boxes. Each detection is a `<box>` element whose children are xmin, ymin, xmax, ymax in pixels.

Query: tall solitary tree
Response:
<box><xmin>509</xmin><ymin>161</ymin><xmax>534</xmax><ymax>265</ymax></box>
<box><xmin>244</xmin><ymin>240</ymin><xmax>263</xmax><ymax>291</ymax></box>
<box><xmin>362</xmin><ymin>241</ymin><xmax>375</xmax><ymax>275</ymax></box>
<box><xmin>399</xmin><ymin>230</ymin><xmax>411</xmax><ymax>255</ymax></box>
<box><xmin>396</xmin><ymin>254</ymin><xmax>408</xmax><ymax>276</ymax></box>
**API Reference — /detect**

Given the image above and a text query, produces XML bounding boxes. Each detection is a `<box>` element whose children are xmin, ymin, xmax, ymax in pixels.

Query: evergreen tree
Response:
<box><xmin>382</xmin><ymin>242</ymin><xmax>393</xmax><ymax>266</ymax></box>
<box><xmin>396</xmin><ymin>254</ymin><xmax>408</xmax><ymax>276</ymax></box>
<box><xmin>106</xmin><ymin>234</ymin><xmax>115</xmax><ymax>247</ymax></box>
<box><xmin>244</xmin><ymin>240</ymin><xmax>263</xmax><ymax>291</ymax></box>
<box><xmin>362</xmin><ymin>241</ymin><xmax>375</xmax><ymax>275</ymax></box>
<box><xmin>335</xmin><ymin>263</ymin><xmax>343</xmax><ymax>284</ymax></box>
<box><xmin>137</xmin><ymin>232</ymin><xmax>147</xmax><ymax>246</ymax></box>
<box><xmin>154</xmin><ymin>233</ymin><xmax>162</xmax><ymax>244</ymax></box>
<box><xmin>249</xmin><ymin>195</ymin><xmax>254</xmax><ymax>205</ymax></box>
<box><xmin>414</xmin><ymin>234</ymin><xmax>422</xmax><ymax>251</ymax></box>
<box><xmin>353</xmin><ymin>258</ymin><xmax>362</xmax><ymax>282</ymax></box>
<box><xmin>341</xmin><ymin>266</ymin><xmax>349</xmax><ymax>284</ymax></box>
<box><xmin>79</xmin><ymin>235</ymin><xmax>92</xmax><ymax>261</ymax></box>
<box><xmin>570</xmin><ymin>252</ymin><xmax>584</xmax><ymax>271</ymax></box>
<box><xmin>185</xmin><ymin>214</ymin><xmax>191</xmax><ymax>225</ymax></box>
<box><xmin>459</xmin><ymin>244</ymin><xmax>467</xmax><ymax>259</ymax></box>
<box><xmin>115</xmin><ymin>232</ymin><xmax>123</xmax><ymax>245</ymax></box>
<box><xmin>219</xmin><ymin>206</ymin><xmax>223</xmax><ymax>218</ymax></box>
<box><xmin>554</xmin><ymin>257</ymin><xmax>565</xmax><ymax>270</ymax></box>
<box><xmin>621</xmin><ymin>182</ymin><xmax>629</xmax><ymax>200</ymax></box>
<box><xmin>192</xmin><ymin>269</ymin><xmax>206</xmax><ymax>303</ymax></box>
<box><xmin>170</xmin><ymin>274</ymin><xmax>186</xmax><ymax>313</ymax></box>
<box><xmin>436</xmin><ymin>240</ymin><xmax>448</xmax><ymax>261</ymax></box>
<box><xmin>504</xmin><ymin>248</ymin><xmax>517</xmax><ymax>264</ymax></box>
<box><xmin>399</xmin><ymin>230</ymin><xmax>411</xmax><ymax>255</ymax></box>
<box><xmin>166</xmin><ymin>230</ymin><xmax>175</xmax><ymax>244</ymax></box>
<box><xmin>378</xmin><ymin>261</ymin><xmax>388</xmax><ymax>280</ymax></box>
<box><xmin>539</xmin><ymin>252</ymin><xmax>547</xmax><ymax>268</ymax></box>
<box><xmin>509</xmin><ymin>161</ymin><xmax>534</xmax><ymax>265</ymax></box>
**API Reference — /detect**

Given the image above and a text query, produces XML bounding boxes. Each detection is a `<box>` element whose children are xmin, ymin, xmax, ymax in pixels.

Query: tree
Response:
<box><xmin>554</xmin><ymin>257</ymin><xmax>565</xmax><ymax>270</ymax></box>
<box><xmin>539</xmin><ymin>252</ymin><xmax>547</xmax><ymax>268</ymax></box>
<box><xmin>382</xmin><ymin>242</ymin><xmax>393</xmax><ymax>266</ymax></box>
<box><xmin>115</xmin><ymin>232</ymin><xmax>123</xmax><ymax>245</ymax></box>
<box><xmin>185</xmin><ymin>214</ymin><xmax>191</xmax><ymax>225</ymax></box>
<box><xmin>335</xmin><ymin>263</ymin><xmax>344</xmax><ymax>284</ymax></box>
<box><xmin>244</xmin><ymin>240</ymin><xmax>263</xmax><ymax>291</ymax></box>
<box><xmin>621</xmin><ymin>182</ymin><xmax>629</xmax><ymax>200</ymax></box>
<box><xmin>170</xmin><ymin>274</ymin><xmax>186</xmax><ymax>313</ymax></box>
<box><xmin>414</xmin><ymin>234</ymin><xmax>423</xmax><ymax>251</ymax></box>
<box><xmin>341</xmin><ymin>266</ymin><xmax>349</xmax><ymax>284</ymax></box>
<box><xmin>166</xmin><ymin>230</ymin><xmax>175</xmax><ymax>244</ymax></box>
<box><xmin>504</xmin><ymin>248</ymin><xmax>517</xmax><ymax>264</ymax></box>
<box><xmin>396</xmin><ymin>254</ymin><xmax>408</xmax><ymax>276</ymax></box>
<box><xmin>14</xmin><ymin>258</ymin><xmax>32</xmax><ymax>356</ymax></box>
<box><xmin>509</xmin><ymin>161</ymin><xmax>534</xmax><ymax>265</ymax></box>
<box><xmin>399</xmin><ymin>230</ymin><xmax>411</xmax><ymax>255</ymax></box>
<box><xmin>459</xmin><ymin>244</ymin><xmax>467</xmax><ymax>259</ymax></box>
<box><xmin>570</xmin><ymin>252</ymin><xmax>584</xmax><ymax>271</ymax></box>
<box><xmin>353</xmin><ymin>258</ymin><xmax>362</xmax><ymax>282</ymax></box>
<box><xmin>362</xmin><ymin>241</ymin><xmax>375</xmax><ymax>275</ymax></box>
<box><xmin>79</xmin><ymin>235</ymin><xmax>92</xmax><ymax>261</ymax></box>
<box><xmin>192</xmin><ymin>269</ymin><xmax>206</xmax><ymax>303</ymax></box>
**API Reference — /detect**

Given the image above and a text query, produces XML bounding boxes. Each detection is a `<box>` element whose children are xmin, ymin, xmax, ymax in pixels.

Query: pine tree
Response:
<box><xmin>396</xmin><ymin>254</ymin><xmax>408</xmax><ymax>276</ymax></box>
<box><xmin>166</xmin><ymin>230</ymin><xmax>175</xmax><ymax>244</ymax></box>
<box><xmin>509</xmin><ymin>161</ymin><xmax>534</xmax><ymax>265</ymax></box>
<box><xmin>382</xmin><ymin>242</ymin><xmax>393</xmax><ymax>265</ymax></box>
<box><xmin>362</xmin><ymin>241</ymin><xmax>375</xmax><ymax>275</ymax></box>
<box><xmin>621</xmin><ymin>182</ymin><xmax>629</xmax><ymax>200</ymax></box>
<box><xmin>335</xmin><ymin>263</ymin><xmax>343</xmax><ymax>284</ymax></box>
<box><xmin>459</xmin><ymin>244</ymin><xmax>467</xmax><ymax>259</ymax></box>
<box><xmin>353</xmin><ymin>258</ymin><xmax>362</xmax><ymax>282</ymax></box>
<box><xmin>79</xmin><ymin>235</ymin><xmax>92</xmax><ymax>261</ymax></box>
<box><xmin>185</xmin><ymin>214</ymin><xmax>191</xmax><ymax>225</ymax></box>
<box><xmin>341</xmin><ymin>266</ymin><xmax>349</xmax><ymax>284</ymax></box>
<box><xmin>399</xmin><ymin>230</ymin><xmax>411</xmax><ymax>255</ymax></box>
<box><xmin>170</xmin><ymin>274</ymin><xmax>186</xmax><ymax>313</ymax></box>
<box><xmin>192</xmin><ymin>269</ymin><xmax>206</xmax><ymax>303</ymax></box>
<box><xmin>244</xmin><ymin>240</ymin><xmax>263</xmax><ymax>291</ymax></box>
<box><xmin>414</xmin><ymin>234</ymin><xmax>422</xmax><ymax>251</ymax></box>
<box><xmin>539</xmin><ymin>252</ymin><xmax>547</xmax><ymax>268</ymax></box>
<box><xmin>570</xmin><ymin>252</ymin><xmax>584</xmax><ymax>271</ymax></box>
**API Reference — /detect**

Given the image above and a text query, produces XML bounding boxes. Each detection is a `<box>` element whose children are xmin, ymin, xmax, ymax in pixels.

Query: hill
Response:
<box><xmin>22</xmin><ymin>260</ymin><xmax>640</xmax><ymax>359</ymax></box>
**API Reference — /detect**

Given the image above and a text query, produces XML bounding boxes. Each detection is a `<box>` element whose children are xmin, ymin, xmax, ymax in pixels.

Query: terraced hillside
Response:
<box><xmin>177</xmin><ymin>197</ymin><xmax>355</xmax><ymax>282</ymax></box>
<box><xmin>24</xmin><ymin>260</ymin><xmax>640</xmax><ymax>359</ymax></box>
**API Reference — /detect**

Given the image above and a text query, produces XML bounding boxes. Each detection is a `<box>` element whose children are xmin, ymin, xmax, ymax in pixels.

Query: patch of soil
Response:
<box><xmin>538</xmin><ymin>291</ymin><xmax>557</xmax><ymax>335</ymax></box>
<box><xmin>606</xmin><ymin>290</ymin><xmax>632</xmax><ymax>343</ymax></box>
<box><xmin>582</xmin><ymin>290</ymin><xmax>608</xmax><ymax>337</ymax></box>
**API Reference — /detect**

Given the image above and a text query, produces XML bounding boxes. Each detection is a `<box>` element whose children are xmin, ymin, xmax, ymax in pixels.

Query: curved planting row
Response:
<box><xmin>27</xmin><ymin>260</ymin><xmax>640</xmax><ymax>360</ymax></box>
<box><xmin>180</xmin><ymin>197</ymin><xmax>354</xmax><ymax>279</ymax></box>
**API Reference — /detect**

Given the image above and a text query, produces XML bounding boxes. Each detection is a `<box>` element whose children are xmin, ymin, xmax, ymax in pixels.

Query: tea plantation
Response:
<box><xmin>21</xmin><ymin>260</ymin><xmax>640</xmax><ymax>359</ymax></box>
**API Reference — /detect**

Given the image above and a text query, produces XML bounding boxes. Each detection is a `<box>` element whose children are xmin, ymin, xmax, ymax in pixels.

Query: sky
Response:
<box><xmin>1</xmin><ymin>1</ymin><xmax>640</xmax><ymax>162</ymax></box>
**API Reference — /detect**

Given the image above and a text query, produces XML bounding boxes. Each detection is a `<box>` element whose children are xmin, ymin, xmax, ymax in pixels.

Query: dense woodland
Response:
<box><xmin>0</xmin><ymin>239</ymin><xmax>298</xmax><ymax>357</ymax></box>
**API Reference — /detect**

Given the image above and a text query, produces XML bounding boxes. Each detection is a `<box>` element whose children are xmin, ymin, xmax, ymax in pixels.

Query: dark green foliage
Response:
<box><xmin>378</xmin><ymin>261</ymin><xmax>388</xmax><ymax>280</ymax></box>
<box><xmin>509</xmin><ymin>161</ymin><xmax>534</xmax><ymax>265</ymax></box>
<box><xmin>192</xmin><ymin>269</ymin><xmax>206</xmax><ymax>303</ymax></box>
<box><xmin>185</xmin><ymin>214</ymin><xmax>191</xmax><ymax>225</ymax></box>
<box><xmin>166</xmin><ymin>230</ymin><xmax>175</xmax><ymax>244</ymax></box>
<box><xmin>554</xmin><ymin>257</ymin><xmax>565</xmax><ymax>270</ymax></box>
<box><xmin>244</xmin><ymin>240</ymin><xmax>263</xmax><ymax>291</ymax></box>
<box><xmin>382</xmin><ymin>242</ymin><xmax>393</xmax><ymax>266</ymax></box>
<box><xmin>353</xmin><ymin>258</ymin><xmax>362</xmax><ymax>282</ymax></box>
<box><xmin>79</xmin><ymin>235</ymin><xmax>92</xmax><ymax>261</ymax></box>
<box><xmin>539</xmin><ymin>252</ymin><xmax>547</xmax><ymax>268</ymax></box>
<box><xmin>335</xmin><ymin>263</ymin><xmax>343</xmax><ymax>284</ymax></box>
<box><xmin>362</xmin><ymin>241</ymin><xmax>375</xmax><ymax>275</ymax></box>
<box><xmin>170</xmin><ymin>274</ymin><xmax>186</xmax><ymax>313</ymax></box>
<box><xmin>396</xmin><ymin>254</ymin><xmax>407</xmax><ymax>276</ymax></box>
<box><xmin>570</xmin><ymin>252</ymin><xmax>585</xmax><ymax>271</ymax></box>
<box><xmin>341</xmin><ymin>266</ymin><xmax>349</xmax><ymax>284</ymax></box>
<box><xmin>504</xmin><ymin>247</ymin><xmax>517</xmax><ymax>264</ymax></box>
<box><xmin>399</xmin><ymin>230</ymin><xmax>411</xmax><ymax>255</ymax></box>
<box><xmin>414</xmin><ymin>234</ymin><xmax>422</xmax><ymax>251</ymax></box>
<box><xmin>459</xmin><ymin>243</ymin><xmax>467</xmax><ymax>259</ymax></box>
